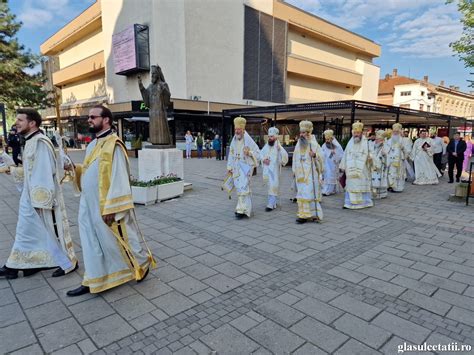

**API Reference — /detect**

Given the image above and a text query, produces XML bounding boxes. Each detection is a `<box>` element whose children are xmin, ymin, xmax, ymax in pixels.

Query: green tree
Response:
<box><xmin>448</xmin><ymin>0</ymin><xmax>474</xmax><ymax>87</ymax></box>
<box><xmin>0</xmin><ymin>0</ymin><xmax>51</xmax><ymax>115</ymax></box>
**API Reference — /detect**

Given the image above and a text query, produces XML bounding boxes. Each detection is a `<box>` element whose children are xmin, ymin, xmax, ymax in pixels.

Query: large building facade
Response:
<box><xmin>378</xmin><ymin>69</ymin><xmax>474</xmax><ymax>119</ymax></box>
<box><xmin>40</xmin><ymin>0</ymin><xmax>381</xmax><ymax>144</ymax></box>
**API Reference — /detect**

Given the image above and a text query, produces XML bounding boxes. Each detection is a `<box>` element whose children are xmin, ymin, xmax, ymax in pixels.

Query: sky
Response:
<box><xmin>8</xmin><ymin>0</ymin><xmax>473</xmax><ymax>92</ymax></box>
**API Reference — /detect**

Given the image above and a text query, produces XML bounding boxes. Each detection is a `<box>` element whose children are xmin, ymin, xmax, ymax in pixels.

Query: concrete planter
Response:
<box><xmin>132</xmin><ymin>186</ymin><xmax>158</xmax><ymax>205</ymax></box>
<box><xmin>157</xmin><ymin>181</ymin><xmax>184</xmax><ymax>202</ymax></box>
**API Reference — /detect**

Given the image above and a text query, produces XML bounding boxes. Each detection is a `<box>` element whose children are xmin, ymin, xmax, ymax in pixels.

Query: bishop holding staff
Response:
<box><xmin>260</xmin><ymin>127</ymin><xmax>288</xmax><ymax>211</ymax></box>
<box><xmin>226</xmin><ymin>116</ymin><xmax>260</xmax><ymax>219</ymax></box>
<box><xmin>292</xmin><ymin>120</ymin><xmax>324</xmax><ymax>224</ymax></box>
<box><xmin>386</xmin><ymin>123</ymin><xmax>407</xmax><ymax>192</ymax></box>
<box><xmin>339</xmin><ymin>121</ymin><xmax>373</xmax><ymax>209</ymax></box>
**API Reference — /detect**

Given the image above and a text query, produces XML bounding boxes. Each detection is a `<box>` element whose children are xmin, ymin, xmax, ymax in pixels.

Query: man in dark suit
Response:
<box><xmin>446</xmin><ymin>132</ymin><xmax>467</xmax><ymax>183</ymax></box>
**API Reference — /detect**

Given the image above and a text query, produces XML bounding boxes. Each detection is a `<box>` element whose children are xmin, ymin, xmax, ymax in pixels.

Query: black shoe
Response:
<box><xmin>23</xmin><ymin>268</ymin><xmax>45</xmax><ymax>277</ymax></box>
<box><xmin>52</xmin><ymin>263</ymin><xmax>79</xmax><ymax>278</ymax></box>
<box><xmin>387</xmin><ymin>187</ymin><xmax>393</xmax><ymax>192</ymax></box>
<box><xmin>296</xmin><ymin>218</ymin><xmax>307</xmax><ymax>224</ymax></box>
<box><xmin>448</xmin><ymin>180</ymin><xmax>454</xmax><ymax>183</ymax></box>
<box><xmin>137</xmin><ymin>268</ymin><xmax>149</xmax><ymax>283</ymax></box>
<box><xmin>67</xmin><ymin>285</ymin><xmax>90</xmax><ymax>297</ymax></box>
<box><xmin>235</xmin><ymin>213</ymin><xmax>244</xmax><ymax>219</ymax></box>
<box><xmin>0</xmin><ymin>265</ymin><xmax>18</xmax><ymax>279</ymax></box>
<box><xmin>290</xmin><ymin>198</ymin><xmax>297</xmax><ymax>203</ymax></box>
<box><xmin>265</xmin><ymin>207</ymin><xmax>273</xmax><ymax>212</ymax></box>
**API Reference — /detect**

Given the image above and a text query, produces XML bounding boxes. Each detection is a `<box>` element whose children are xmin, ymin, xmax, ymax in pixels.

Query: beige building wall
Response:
<box><xmin>184</xmin><ymin>0</ymin><xmax>245</xmax><ymax>104</ymax></box>
<box><xmin>101</xmin><ymin>0</ymin><xmax>188</xmax><ymax>104</ymax></box>
<box><xmin>354</xmin><ymin>59</ymin><xmax>380</xmax><ymax>102</ymax></box>
<box><xmin>61</xmin><ymin>75</ymin><xmax>107</xmax><ymax>103</ymax></box>
<box><xmin>286</xmin><ymin>74</ymin><xmax>353</xmax><ymax>103</ymax></box>
<box><xmin>288</xmin><ymin>31</ymin><xmax>358</xmax><ymax>71</ymax></box>
<box><xmin>58</xmin><ymin>29</ymin><xmax>103</xmax><ymax>69</ymax></box>
<box><xmin>435</xmin><ymin>92</ymin><xmax>474</xmax><ymax>117</ymax></box>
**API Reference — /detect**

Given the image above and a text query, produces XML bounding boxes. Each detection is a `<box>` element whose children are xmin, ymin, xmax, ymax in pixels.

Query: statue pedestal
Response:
<box><xmin>138</xmin><ymin>147</ymin><xmax>183</xmax><ymax>181</ymax></box>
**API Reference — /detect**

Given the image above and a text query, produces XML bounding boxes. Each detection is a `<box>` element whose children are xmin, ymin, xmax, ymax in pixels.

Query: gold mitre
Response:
<box><xmin>385</xmin><ymin>128</ymin><xmax>392</xmax><ymax>139</ymax></box>
<box><xmin>376</xmin><ymin>130</ymin><xmax>385</xmax><ymax>139</ymax></box>
<box><xmin>323</xmin><ymin>129</ymin><xmax>334</xmax><ymax>139</ymax></box>
<box><xmin>352</xmin><ymin>121</ymin><xmax>364</xmax><ymax>133</ymax></box>
<box><xmin>392</xmin><ymin>123</ymin><xmax>403</xmax><ymax>132</ymax></box>
<box><xmin>299</xmin><ymin>120</ymin><xmax>313</xmax><ymax>133</ymax></box>
<box><xmin>234</xmin><ymin>116</ymin><xmax>246</xmax><ymax>129</ymax></box>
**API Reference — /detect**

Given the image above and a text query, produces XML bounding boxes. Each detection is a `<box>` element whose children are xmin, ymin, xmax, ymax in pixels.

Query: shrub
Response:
<box><xmin>131</xmin><ymin>174</ymin><xmax>181</xmax><ymax>187</ymax></box>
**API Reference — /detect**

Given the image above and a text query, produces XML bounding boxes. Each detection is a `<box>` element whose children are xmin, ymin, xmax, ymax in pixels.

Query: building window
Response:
<box><xmin>420</xmin><ymin>91</ymin><xmax>425</xmax><ymax>96</ymax></box>
<box><xmin>400</xmin><ymin>91</ymin><xmax>411</xmax><ymax>96</ymax></box>
<box><xmin>419</xmin><ymin>104</ymin><xmax>424</xmax><ymax>111</ymax></box>
<box><xmin>400</xmin><ymin>104</ymin><xmax>410</xmax><ymax>108</ymax></box>
<box><xmin>427</xmin><ymin>105</ymin><xmax>431</xmax><ymax>112</ymax></box>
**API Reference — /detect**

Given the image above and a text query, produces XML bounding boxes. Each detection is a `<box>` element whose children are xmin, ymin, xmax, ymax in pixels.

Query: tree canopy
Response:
<box><xmin>0</xmin><ymin>0</ymin><xmax>51</xmax><ymax>112</ymax></box>
<box><xmin>449</xmin><ymin>0</ymin><xmax>474</xmax><ymax>87</ymax></box>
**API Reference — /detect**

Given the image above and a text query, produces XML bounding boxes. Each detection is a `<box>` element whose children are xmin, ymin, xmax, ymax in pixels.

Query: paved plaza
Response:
<box><xmin>0</xmin><ymin>152</ymin><xmax>474</xmax><ymax>354</ymax></box>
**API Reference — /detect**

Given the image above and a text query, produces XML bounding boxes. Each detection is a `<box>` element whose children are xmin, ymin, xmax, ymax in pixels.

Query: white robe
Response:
<box><xmin>403</xmin><ymin>137</ymin><xmax>415</xmax><ymax>181</ymax></box>
<box><xmin>260</xmin><ymin>140</ymin><xmax>288</xmax><ymax>209</ymax></box>
<box><xmin>339</xmin><ymin>136</ymin><xmax>373</xmax><ymax>209</ymax></box>
<box><xmin>292</xmin><ymin>135</ymin><xmax>324</xmax><ymax>220</ymax></box>
<box><xmin>370</xmin><ymin>142</ymin><xmax>388</xmax><ymax>199</ymax></box>
<box><xmin>410</xmin><ymin>138</ymin><xmax>441</xmax><ymax>185</ymax></box>
<box><xmin>7</xmin><ymin>133</ymin><xmax>76</xmax><ymax>271</ymax></box>
<box><xmin>386</xmin><ymin>136</ymin><xmax>407</xmax><ymax>192</ymax></box>
<box><xmin>321</xmin><ymin>139</ymin><xmax>344</xmax><ymax>195</ymax></box>
<box><xmin>226</xmin><ymin>132</ymin><xmax>260</xmax><ymax>216</ymax></box>
<box><xmin>78</xmin><ymin>135</ymin><xmax>151</xmax><ymax>293</ymax></box>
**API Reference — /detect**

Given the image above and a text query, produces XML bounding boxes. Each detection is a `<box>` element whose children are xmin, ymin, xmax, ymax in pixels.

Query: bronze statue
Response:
<box><xmin>138</xmin><ymin>65</ymin><xmax>172</xmax><ymax>145</ymax></box>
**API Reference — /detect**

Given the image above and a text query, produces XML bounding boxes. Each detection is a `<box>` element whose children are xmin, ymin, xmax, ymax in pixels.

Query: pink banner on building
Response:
<box><xmin>112</xmin><ymin>25</ymin><xmax>137</xmax><ymax>74</ymax></box>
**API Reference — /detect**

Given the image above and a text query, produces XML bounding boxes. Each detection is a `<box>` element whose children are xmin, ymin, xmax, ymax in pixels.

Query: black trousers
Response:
<box><xmin>448</xmin><ymin>156</ymin><xmax>463</xmax><ymax>181</ymax></box>
<box><xmin>433</xmin><ymin>152</ymin><xmax>443</xmax><ymax>174</ymax></box>
<box><xmin>12</xmin><ymin>148</ymin><xmax>22</xmax><ymax>166</ymax></box>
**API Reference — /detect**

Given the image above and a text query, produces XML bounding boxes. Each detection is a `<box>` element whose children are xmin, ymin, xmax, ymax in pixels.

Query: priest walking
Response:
<box><xmin>260</xmin><ymin>127</ymin><xmax>288</xmax><ymax>211</ymax></box>
<box><xmin>226</xmin><ymin>116</ymin><xmax>260</xmax><ymax>219</ymax></box>
<box><xmin>321</xmin><ymin>129</ymin><xmax>344</xmax><ymax>196</ymax></box>
<box><xmin>386</xmin><ymin>123</ymin><xmax>407</xmax><ymax>192</ymax></box>
<box><xmin>370</xmin><ymin>130</ymin><xmax>388</xmax><ymax>199</ymax></box>
<box><xmin>339</xmin><ymin>122</ymin><xmax>373</xmax><ymax>209</ymax></box>
<box><xmin>410</xmin><ymin>130</ymin><xmax>441</xmax><ymax>185</ymax></box>
<box><xmin>66</xmin><ymin>105</ymin><xmax>155</xmax><ymax>296</ymax></box>
<box><xmin>292</xmin><ymin>121</ymin><xmax>324</xmax><ymax>223</ymax></box>
<box><xmin>0</xmin><ymin>109</ymin><xmax>77</xmax><ymax>279</ymax></box>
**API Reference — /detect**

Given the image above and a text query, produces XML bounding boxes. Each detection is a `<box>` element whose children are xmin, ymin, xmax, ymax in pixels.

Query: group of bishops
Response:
<box><xmin>0</xmin><ymin>107</ymin><xmax>155</xmax><ymax>296</ymax></box>
<box><xmin>226</xmin><ymin>117</ymin><xmax>442</xmax><ymax>224</ymax></box>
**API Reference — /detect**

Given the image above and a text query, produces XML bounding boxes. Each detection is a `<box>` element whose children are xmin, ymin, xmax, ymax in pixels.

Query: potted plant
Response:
<box><xmin>131</xmin><ymin>178</ymin><xmax>158</xmax><ymax>205</ymax></box>
<box><xmin>155</xmin><ymin>174</ymin><xmax>184</xmax><ymax>202</ymax></box>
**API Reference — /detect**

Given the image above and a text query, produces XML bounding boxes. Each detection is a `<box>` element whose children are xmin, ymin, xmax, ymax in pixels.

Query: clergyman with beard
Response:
<box><xmin>292</xmin><ymin>120</ymin><xmax>324</xmax><ymax>223</ymax></box>
<box><xmin>226</xmin><ymin>116</ymin><xmax>260</xmax><ymax>219</ymax></box>
<box><xmin>260</xmin><ymin>127</ymin><xmax>288</xmax><ymax>211</ymax></box>
<box><xmin>385</xmin><ymin>123</ymin><xmax>408</xmax><ymax>192</ymax></box>
<box><xmin>321</xmin><ymin>129</ymin><xmax>344</xmax><ymax>196</ymax></box>
<box><xmin>339</xmin><ymin>121</ymin><xmax>373</xmax><ymax>209</ymax></box>
<box><xmin>0</xmin><ymin>109</ymin><xmax>78</xmax><ymax>279</ymax></box>
<box><xmin>64</xmin><ymin>105</ymin><xmax>155</xmax><ymax>297</ymax></box>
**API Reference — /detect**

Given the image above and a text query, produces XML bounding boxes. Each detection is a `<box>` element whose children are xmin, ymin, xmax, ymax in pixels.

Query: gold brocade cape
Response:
<box><xmin>75</xmin><ymin>134</ymin><xmax>156</xmax><ymax>283</ymax></box>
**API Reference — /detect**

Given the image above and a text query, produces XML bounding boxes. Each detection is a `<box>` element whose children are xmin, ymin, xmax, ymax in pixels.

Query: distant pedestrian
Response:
<box><xmin>212</xmin><ymin>134</ymin><xmax>221</xmax><ymax>160</ymax></box>
<box><xmin>430</xmin><ymin>131</ymin><xmax>444</xmax><ymax>175</ymax></box>
<box><xmin>7</xmin><ymin>127</ymin><xmax>22</xmax><ymax>166</ymax></box>
<box><xmin>196</xmin><ymin>132</ymin><xmax>203</xmax><ymax>159</ymax></box>
<box><xmin>205</xmin><ymin>139</ymin><xmax>212</xmax><ymax>158</ymax></box>
<box><xmin>447</xmin><ymin>132</ymin><xmax>467</xmax><ymax>183</ymax></box>
<box><xmin>185</xmin><ymin>130</ymin><xmax>193</xmax><ymax>159</ymax></box>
